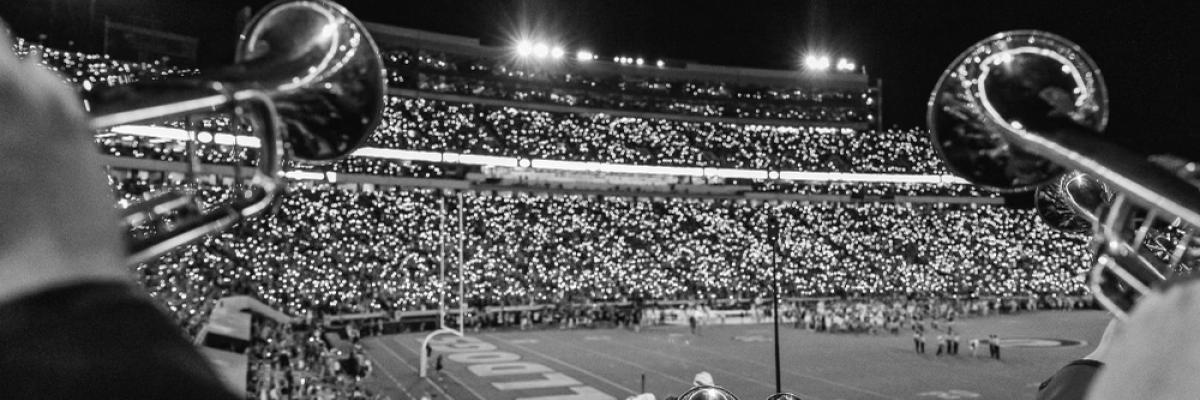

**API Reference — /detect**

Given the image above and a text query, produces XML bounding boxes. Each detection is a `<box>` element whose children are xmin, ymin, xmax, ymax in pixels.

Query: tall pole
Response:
<box><xmin>458</xmin><ymin>192</ymin><xmax>466</xmax><ymax>331</ymax></box>
<box><xmin>876</xmin><ymin>78</ymin><xmax>885</xmax><ymax>133</ymax></box>
<box><xmin>772</xmin><ymin>212</ymin><xmax>782</xmax><ymax>394</ymax></box>
<box><xmin>439</xmin><ymin>194</ymin><xmax>446</xmax><ymax>328</ymax></box>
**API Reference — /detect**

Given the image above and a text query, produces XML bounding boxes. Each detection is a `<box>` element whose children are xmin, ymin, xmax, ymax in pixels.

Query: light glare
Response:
<box><xmin>516</xmin><ymin>40</ymin><xmax>534</xmax><ymax>57</ymax></box>
<box><xmin>532</xmin><ymin>43</ymin><xmax>550</xmax><ymax>58</ymax></box>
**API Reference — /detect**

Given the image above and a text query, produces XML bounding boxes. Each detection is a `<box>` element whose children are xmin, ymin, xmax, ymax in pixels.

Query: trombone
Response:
<box><xmin>82</xmin><ymin>0</ymin><xmax>386</xmax><ymax>265</ymax></box>
<box><xmin>927</xmin><ymin>30</ymin><xmax>1200</xmax><ymax>319</ymax></box>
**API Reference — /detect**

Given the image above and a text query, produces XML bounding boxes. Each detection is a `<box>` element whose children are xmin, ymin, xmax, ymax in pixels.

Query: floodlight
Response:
<box><xmin>635</xmin><ymin>57</ymin><xmax>644</xmax><ymax>65</ymax></box>
<box><xmin>532</xmin><ymin>43</ymin><xmax>550</xmax><ymax>58</ymax></box>
<box><xmin>656</xmin><ymin>59</ymin><xmax>665</xmax><ymax>68</ymax></box>
<box><xmin>551</xmin><ymin>46</ymin><xmax>565</xmax><ymax>59</ymax></box>
<box><xmin>804</xmin><ymin>55</ymin><xmax>830</xmax><ymax>71</ymax></box>
<box><xmin>516</xmin><ymin>40</ymin><xmax>534</xmax><ymax>57</ymax></box>
<box><xmin>578</xmin><ymin>50</ymin><xmax>595</xmax><ymax>61</ymax></box>
<box><xmin>837</xmin><ymin>58</ymin><xmax>857</xmax><ymax>71</ymax></box>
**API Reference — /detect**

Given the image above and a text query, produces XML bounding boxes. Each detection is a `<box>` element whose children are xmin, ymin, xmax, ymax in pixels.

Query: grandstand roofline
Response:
<box><xmin>364</xmin><ymin>22</ymin><xmax>870</xmax><ymax>90</ymax></box>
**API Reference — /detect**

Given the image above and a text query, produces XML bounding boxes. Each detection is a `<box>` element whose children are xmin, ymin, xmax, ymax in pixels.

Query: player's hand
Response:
<box><xmin>1088</xmin><ymin>280</ymin><xmax>1200</xmax><ymax>399</ymax></box>
<box><xmin>0</xmin><ymin>27</ymin><xmax>126</xmax><ymax>302</ymax></box>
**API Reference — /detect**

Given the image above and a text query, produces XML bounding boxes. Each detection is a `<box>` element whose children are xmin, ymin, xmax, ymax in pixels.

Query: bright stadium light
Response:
<box><xmin>551</xmin><ymin>46</ymin><xmax>565</xmax><ymax>59</ymax></box>
<box><xmin>635</xmin><ymin>57</ymin><xmax>645</xmax><ymax>66</ymax></box>
<box><xmin>516</xmin><ymin>40</ymin><xmax>534</xmax><ymax>57</ymax></box>
<box><xmin>837</xmin><ymin>58</ymin><xmax>857</xmax><ymax>71</ymax></box>
<box><xmin>656</xmin><ymin>59</ymin><xmax>665</xmax><ymax>68</ymax></box>
<box><xmin>804</xmin><ymin>54</ymin><xmax>831</xmax><ymax>71</ymax></box>
<box><xmin>195</xmin><ymin>131</ymin><xmax>213</xmax><ymax>143</ymax></box>
<box><xmin>532</xmin><ymin>43</ymin><xmax>550</xmax><ymax>58</ymax></box>
<box><xmin>578</xmin><ymin>50</ymin><xmax>595</xmax><ymax>61</ymax></box>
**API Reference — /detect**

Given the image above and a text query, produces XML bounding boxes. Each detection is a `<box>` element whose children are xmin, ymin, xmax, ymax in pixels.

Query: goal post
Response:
<box><xmin>420</xmin><ymin>191</ymin><xmax>468</xmax><ymax>378</ymax></box>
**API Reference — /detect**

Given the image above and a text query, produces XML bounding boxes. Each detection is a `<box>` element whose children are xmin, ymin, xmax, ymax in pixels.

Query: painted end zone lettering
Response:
<box><xmin>447</xmin><ymin>351</ymin><xmax>522</xmax><ymax>363</ymax></box>
<box><xmin>469</xmin><ymin>362</ymin><xmax>553</xmax><ymax>377</ymax></box>
<box><xmin>439</xmin><ymin>335</ymin><xmax>615</xmax><ymax>400</ymax></box>
<box><xmin>429</xmin><ymin>336</ymin><xmax>498</xmax><ymax>353</ymax></box>
<box><xmin>494</xmin><ymin>372</ymin><xmax>582</xmax><ymax>390</ymax></box>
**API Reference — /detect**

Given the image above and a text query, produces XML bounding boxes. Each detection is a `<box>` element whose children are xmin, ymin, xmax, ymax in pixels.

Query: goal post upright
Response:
<box><xmin>420</xmin><ymin>190</ymin><xmax>469</xmax><ymax>378</ymax></box>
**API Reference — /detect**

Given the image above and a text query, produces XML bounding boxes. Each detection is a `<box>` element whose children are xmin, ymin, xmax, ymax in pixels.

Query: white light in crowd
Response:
<box><xmin>578</xmin><ymin>50</ymin><xmax>595</xmax><ymax>62</ymax></box>
<box><xmin>283</xmin><ymin>170</ymin><xmax>325</xmax><ymax>181</ymax></box>
<box><xmin>532</xmin><ymin>43</ymin><xmax>550</xmax><ymax>58</ymax></box>
<box><xmin>515</xmin><ymin>40</ymin><xmax>534</xmax><ymax>57</ymax></box>
<box><xmin>212</xmin><ymin>133</ymin><xmax>237</xmax><ymax>146</ymax></box>
<box><xmin>804</xmin><ymin>54</ymin><xmax>831</xmax><ymax>71</ymax></box>
<box><xmin>635</xmin><ymin>57</ymin><xmax>644</xmax><ymax>66</ymax></box>
<box><xmin>656</xmin><ymin>60</ymin><xmax>665</xmax><ymax>68</ymax></box>
<box><xmin>551</xmin><ymin>46</ymin><xmax>565</xmax><ymax>59</ymax></box>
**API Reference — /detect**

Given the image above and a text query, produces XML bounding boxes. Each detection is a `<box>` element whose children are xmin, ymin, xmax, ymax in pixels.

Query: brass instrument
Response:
<box><xmin>1033</xmin><ymin>171</ymin><xmax>1112</xmax><ymax>234</ymax></box>
<box><xmin>928</xmin><ymin>30</ymin><xmax>1200</xmax><ymax>319</ymax></box>
<box><xmin>84</xmin><ymin>0</ymin><xmax>385</xmax><ymax>265</ymax></box>
<box><xmin>676</xmin><ymin>386</ymin><xmax>804</xmax><ymax>400</ymax></box>
<box><xmin>678</xmin><ymin>386</ymin><xmax>740</xmax><ymax>400</ymax></box>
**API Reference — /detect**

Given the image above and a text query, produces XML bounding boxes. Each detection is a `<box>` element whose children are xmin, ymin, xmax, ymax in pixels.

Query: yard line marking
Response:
<box><xmin>378</xmin><ymin>337</ymin><xmax>458</xmax><ymax>400</ymax></box>
<box><xmin>389</xmin><ymin>335</ymin><xmax>489</xmax><ymax>400</ymax></box>
<box><xmin>483</xmin><ymin>333</ymin><xmax>639</xmax><ymax>396</ymax></box>
<box><xmin>377</xmin><ymin>336</ymin><xmax>463</xmax><ymax>400</ymax></box>
<box><xmin>528</xmin><ymin>331</ymin><xmax>694</xmax><ymax>388</ymax></box>
<box><xmin>363</xmin><ymin>340</ymin><xmax>416</xmax><ymax>400</ymax></box>
<box><xmin>588</xmin><ymin>332</ymin><xmax>816</xmax><ymax>399</ymax></box>
<box><xmin>644</xmin><ymin>333</ymin><xmax>901</xmax><ymax>400</ymax></box>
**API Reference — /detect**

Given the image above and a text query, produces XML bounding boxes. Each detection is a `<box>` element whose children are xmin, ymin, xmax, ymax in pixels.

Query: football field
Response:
<box><xmin>362</xmin><ymin>310</ymin><xmax>1108</xmax><ymax>400</ymax></box>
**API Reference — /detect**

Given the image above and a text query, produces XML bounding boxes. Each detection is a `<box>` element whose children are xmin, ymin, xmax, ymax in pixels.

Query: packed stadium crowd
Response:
<box><xmin>373</xmin><ymin>97</ymin><xmax>944</xmax><ymax>174</ymax></box>
<box><xmin>383</xmin><ymin>48</ymin><xmax>872</xmax><ymax>123</ymax></box>
<box><xmin>247</xmin><ymin>319</ymin><xmax>379</xmax><ymax>400</ymax></box>
<box><xmin>11</xmin><ymin>37</ymin><xmax>194</xmax><ymax>87</ymax></box>
<box><xmin>116</xmin><ymin>177</ymin><xmax>1088</xmax><ymax>320</ymax></box>
<box><xmin>17</xmin><ymin>37</ymin><xmax>1093</xmax><ymax>399</ymax></box>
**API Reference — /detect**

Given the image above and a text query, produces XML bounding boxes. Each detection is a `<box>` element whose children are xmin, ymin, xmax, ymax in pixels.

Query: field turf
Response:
<box><xmin>362</xmin><ymin>310</ymin><xmax>1109</xmax><ymax>400</ymax></box>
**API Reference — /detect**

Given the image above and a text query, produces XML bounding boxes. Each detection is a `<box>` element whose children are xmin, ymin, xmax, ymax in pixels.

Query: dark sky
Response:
<box><xmin>4</xmin><ymin>0</ymin><xmax>1198</xmax><ymax>158</ymax></box>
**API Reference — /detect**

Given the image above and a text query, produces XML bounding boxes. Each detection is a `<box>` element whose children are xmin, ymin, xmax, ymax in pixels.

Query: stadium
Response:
<box><xmin>0</xmin><ymin>1</ymin><xmax>1197</xmax><ymax>400</ymax></box>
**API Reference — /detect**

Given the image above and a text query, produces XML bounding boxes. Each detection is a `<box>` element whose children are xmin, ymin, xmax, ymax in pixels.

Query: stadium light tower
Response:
<box><xmin>577</xmin><ymin>50</ymin><xmax>595</xmax><ymax>62</ymax></box>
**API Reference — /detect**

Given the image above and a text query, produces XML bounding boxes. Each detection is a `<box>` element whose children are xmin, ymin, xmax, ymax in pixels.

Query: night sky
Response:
<box><xmin>3</xmin><ymin>0</ymin><xmax>1198</xmax><ymax>158</ymax></box>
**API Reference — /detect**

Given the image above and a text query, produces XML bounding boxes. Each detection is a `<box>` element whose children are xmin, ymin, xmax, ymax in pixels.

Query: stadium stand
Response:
<box><xmin>17</xmin><ymin>33</ymin><xmax>1089</xmax><ymax>399</ymax></box>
